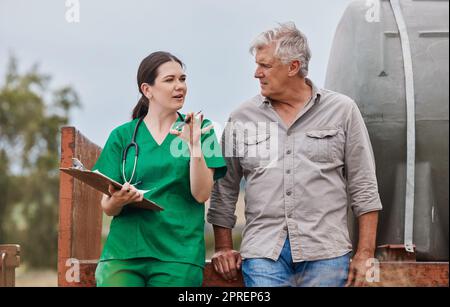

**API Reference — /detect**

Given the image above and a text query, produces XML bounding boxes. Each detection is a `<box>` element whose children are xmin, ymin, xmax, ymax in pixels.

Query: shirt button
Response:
<box><xmin>286</xmin><ymin>169</ymin><xmax>291</xmax><ymax>174</ymax></box>
<box><xmin>286</xmin><ymin>191</ymin><xmax>292</xmax><ymax>196</ymax></box>
<box><xmin>286</xmin><ymin>150</ymin><xmax>292</xmax><ymax>155</ymax></box>
<box><xmin>287</xmin><ymin>131</ymin><xmax>291</xmax><ymax>136</ymax></box>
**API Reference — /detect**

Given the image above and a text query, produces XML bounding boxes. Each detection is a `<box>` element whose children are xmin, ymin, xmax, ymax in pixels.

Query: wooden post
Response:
<box><xmin>0</xmin><ymin>244</ymin><xmax>20</xmax><ymax>287</ymax></box>
<box><xmin>58</xmin><ymin>127</ymin><xmax>103</xmax><ymax>287</ymax></box>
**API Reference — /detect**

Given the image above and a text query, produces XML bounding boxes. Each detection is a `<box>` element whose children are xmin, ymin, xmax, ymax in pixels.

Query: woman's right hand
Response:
<box><xmin>108</xmin><ymin>183</ymin><xmax>144</xmax><ymax>207</ymax></box>
<box><xmin>101</xmin><ymin>183</ymin><xmax>143</xmax><ymax>216</ymax></box>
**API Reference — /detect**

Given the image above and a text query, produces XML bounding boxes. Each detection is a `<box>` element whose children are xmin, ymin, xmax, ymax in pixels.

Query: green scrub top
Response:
<box><xmin>92</xmin><ymin>115</ymin><xmax>227</xmax><ymax>268</ymax></box>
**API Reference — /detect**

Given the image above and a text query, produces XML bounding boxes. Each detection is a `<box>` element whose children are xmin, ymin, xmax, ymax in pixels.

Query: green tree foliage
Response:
<box><xmin>0</xmin><ymin>56</ymin><xmax>81</xmax><ymax>268</ymax></box>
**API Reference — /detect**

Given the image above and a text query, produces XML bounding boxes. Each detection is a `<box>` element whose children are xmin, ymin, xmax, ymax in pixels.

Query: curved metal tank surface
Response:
<box><xmin>325</xmin><ymin>0</ymin><xmax>449</xmax><ymax>261</ymax></box>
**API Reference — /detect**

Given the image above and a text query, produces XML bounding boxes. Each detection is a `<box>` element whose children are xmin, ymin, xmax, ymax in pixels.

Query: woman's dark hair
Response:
<box><xmin>132</xmin><ymin>51</ymin><xmax>184</xmax><ymax>119</ymax></box>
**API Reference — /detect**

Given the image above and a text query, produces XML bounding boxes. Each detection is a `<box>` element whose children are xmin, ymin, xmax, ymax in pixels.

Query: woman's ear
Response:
<box><xmin>288</xmin><ymin>60</ymin><xmax>301</xmax><ymax>77</ymax></box>
<box><xmin>140</xmin><ymin>83</ymin><xmax>153</xmax><ymax>100</ymax></box>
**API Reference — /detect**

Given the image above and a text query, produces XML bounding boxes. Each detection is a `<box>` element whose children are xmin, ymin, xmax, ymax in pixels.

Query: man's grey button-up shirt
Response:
<box><xmin>207</xmin><ymin>79</ymin><xmax>382</xmax><ymax>262</ymax></box>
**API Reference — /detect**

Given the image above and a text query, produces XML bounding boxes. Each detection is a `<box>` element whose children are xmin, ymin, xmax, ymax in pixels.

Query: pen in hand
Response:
<box><xmin>174</xmin><ymin>110</ymin><xmax>202</xmax><ymax>130</ymax></box>
<box><xmin>184</xmin><ymin>110</ymin><xmax>202</xmax><ymax>124</ymax></box>
<box><xmin>126</xmin><ymin>181</ymin><xmax>142</xmax><ymax>193</ymax></box>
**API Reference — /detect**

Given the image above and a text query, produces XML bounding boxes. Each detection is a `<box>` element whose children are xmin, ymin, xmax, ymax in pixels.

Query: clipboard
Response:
<box><xmin>60</xmin><ymin>167</ymin><xmax>164</xmax><ymax>211</ymax></box>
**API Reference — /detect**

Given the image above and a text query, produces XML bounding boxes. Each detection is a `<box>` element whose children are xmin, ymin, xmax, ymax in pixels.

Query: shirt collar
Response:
<box><xmin>259</xmin><ymin>78</ymin><xmax>322</xmax><ymax>107</ymax></box>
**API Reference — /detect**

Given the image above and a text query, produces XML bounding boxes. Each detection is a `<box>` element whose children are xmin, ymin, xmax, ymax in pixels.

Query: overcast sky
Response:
<box><xmin>0</xmin><ymin>0</ymin><xmax>354</xmax><ymax>145</ymax></box>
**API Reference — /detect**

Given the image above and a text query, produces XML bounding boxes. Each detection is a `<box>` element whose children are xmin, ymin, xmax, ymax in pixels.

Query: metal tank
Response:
<box><xmin>325</xmin><ymin>0</ymin><xmax>449</xmax><ymax>261</ymax></box>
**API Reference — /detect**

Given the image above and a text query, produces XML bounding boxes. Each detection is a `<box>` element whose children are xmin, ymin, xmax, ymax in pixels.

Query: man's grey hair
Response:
<box><xmin>249</xmin><ymin>22</ymin><xmax>312</xmax><ymax>77</ymax></box>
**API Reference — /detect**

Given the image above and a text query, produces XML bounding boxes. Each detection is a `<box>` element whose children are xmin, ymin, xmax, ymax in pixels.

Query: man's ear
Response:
<box><xmin>288</xmin><ymin>60</ymin><xmax>301</xmax><ymax>77</ymax></box>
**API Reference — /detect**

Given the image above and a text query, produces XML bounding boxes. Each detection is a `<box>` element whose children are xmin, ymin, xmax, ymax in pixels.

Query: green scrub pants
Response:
<box><xmin>95</xmin><ymin>258</ymin><xmax>203</xmax><ymax>287</ymax></box>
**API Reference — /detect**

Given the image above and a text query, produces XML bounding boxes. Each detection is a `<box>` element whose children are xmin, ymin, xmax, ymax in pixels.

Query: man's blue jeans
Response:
<box><xmin>242</xmin><ymin>238</ymin><xmax>351</xmax><ymax>287</ymax></box>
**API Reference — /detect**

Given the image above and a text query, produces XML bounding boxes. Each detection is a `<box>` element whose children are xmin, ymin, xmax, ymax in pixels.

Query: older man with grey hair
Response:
<box><xmin>207</xmin><ymin>22</ymin><xmax>382</xmax><ymax>287</ymax></box>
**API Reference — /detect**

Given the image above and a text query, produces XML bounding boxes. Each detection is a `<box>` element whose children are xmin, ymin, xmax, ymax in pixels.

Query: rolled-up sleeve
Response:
<box><xmin>207</xmin><ymin>120</ymin><xmax>243</xmax><ymax>229</ymax></box>
<box><xmin>345</xmin><ymin>102</ymin><xmax>382</xmax><ymax>217</ymax></box>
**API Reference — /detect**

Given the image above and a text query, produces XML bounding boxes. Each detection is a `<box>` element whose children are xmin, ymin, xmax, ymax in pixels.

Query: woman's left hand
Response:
<box><xmin>170</xmin><ymin>112</ymin><xmax>213</xmax><ymax>150</ymax></box>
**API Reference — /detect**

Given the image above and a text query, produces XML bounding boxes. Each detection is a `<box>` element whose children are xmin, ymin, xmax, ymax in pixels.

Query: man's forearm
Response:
<box><xmin>356</xmin><ymin>211</ymin><xmax>379</xmax><ymax>254</ymax></box>
<box><xmin>213</xmin><ymin>225</ymin><xmax>234</xmax><ymax>251</ymax></box>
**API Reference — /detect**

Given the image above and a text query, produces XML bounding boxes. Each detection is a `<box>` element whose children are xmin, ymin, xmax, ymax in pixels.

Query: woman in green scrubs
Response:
<box><xmin>93</xmin><ymin>51</ymin><xmax>227</xmax><ymax>287</ymax></box>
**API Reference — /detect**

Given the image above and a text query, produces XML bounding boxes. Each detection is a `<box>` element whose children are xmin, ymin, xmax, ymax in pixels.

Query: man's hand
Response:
<box><xmin>211</xmin><ymin>248</ymin><xmax>242</xmax><ymax>281</ymax></box>
<box><xmin>345</xmin><ymin>250</ymin><xmax>373</xmax><ymax>287</ymax></box>
<box><xmin>346</xmin><ymin>211</ymin><xmax>379</xmax><ymax>287</ymax></box>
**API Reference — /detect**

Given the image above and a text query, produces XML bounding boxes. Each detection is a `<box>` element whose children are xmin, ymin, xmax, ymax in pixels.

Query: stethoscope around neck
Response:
<box><xmin>122</xmin><ymin>112</ymin><xmax>184</xmax><ymax>185</ymax></box>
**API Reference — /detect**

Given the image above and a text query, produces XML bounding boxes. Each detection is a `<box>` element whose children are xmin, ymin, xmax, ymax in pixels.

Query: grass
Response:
<box><xmin>15</xmin><ymin>265</ymin><xmax>57</xmax><ymax>287</ymax></box>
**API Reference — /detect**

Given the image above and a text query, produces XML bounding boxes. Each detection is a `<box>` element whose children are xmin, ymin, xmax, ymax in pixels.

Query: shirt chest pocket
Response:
<box><xmin>304</xmin><ymin>129</ymin><xmax>340</xmax><ymax>163</ymax></box>
<box><xmin>241</xmin><ymin>133</ymin><xmax>272</xmax><ymax>170</ymax></box>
